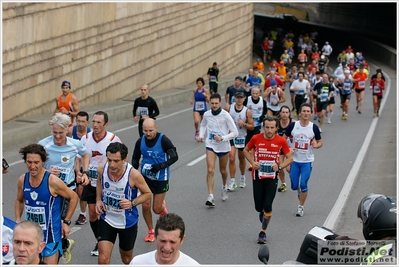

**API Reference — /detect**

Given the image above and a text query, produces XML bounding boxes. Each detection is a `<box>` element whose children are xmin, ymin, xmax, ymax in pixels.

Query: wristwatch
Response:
<box><xmin>63</xmin><ymin>219</ymin><xmax>71</xmax><ymax>226</ymax></box>
<box><xmin>82</xmin><ymin>171</ymin><xmax>89</xmax><ymax>176</ymax></box>
<box><xmin>278</xmin><ymin>166</ymin><xmax>282</xmax><ymax>171</ymax></box>
<box><xmin>131</xmin><ymin>200</ymin><xmax>137</xmax><ymax>207</ymax></box>
<box><xmin>244</xmin><ymin>123</ymin><xmax>247</xmax><ymax>127</ymax></box>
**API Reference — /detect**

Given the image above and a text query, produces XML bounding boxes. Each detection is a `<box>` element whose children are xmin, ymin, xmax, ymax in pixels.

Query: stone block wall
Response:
<box><xmin>2</xmin><ymin>2</ymin><xmax>253</xmax><ymax>122</ymax></box>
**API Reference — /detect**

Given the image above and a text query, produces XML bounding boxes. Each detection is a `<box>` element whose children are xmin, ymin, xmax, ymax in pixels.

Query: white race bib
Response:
<box><xmin>259</xmin><ymin>160</ymin><xmax>275</xmax><ymax>179</ymax></box>
<box><xmin>25</xmin><ymin>206</ymin><xmax>47</xmax><ymax>230</ymax></box>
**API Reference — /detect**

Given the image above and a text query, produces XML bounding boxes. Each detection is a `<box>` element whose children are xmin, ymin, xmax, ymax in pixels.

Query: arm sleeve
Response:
<box><xmin>199</xmin><ymin>115</ymin><xmax>207</xmax><ymax>138</ymax></box>
<box><xmin>284</xmin><ymin>122</ymin><xmax>295</xmax><ymax>137</ymax></box>
<box><xmin>131</xmin><ymin>138</ymin><xmax>142</xmax><ymax>169</ymax></box>
<box><xmin>223</xmin><ymin>114</ymin><xmax>238</xmax><ymax>141</ymax></box>
<box><xmin>150</xmin><ymin>99</ymin><xmax>160</xmax><ymax>119</ymax></box>
<box><xmin>259</xmin><ymin>99</ymin><xmax>267</xmax><ymax>122</ymax></box>
<box><xmin>312</xmin><ymin>124</ymin><xmax>322</xmax><ymax>140</ymax></box>
<box><xmin>160</xmin><ymin>135</ymin><xmax>178</xmax><ymax>168</ymax></box>
<box><xmin>132</xmin><ymin>99</ymin><xmax>138</xmax><ymax>118</ymax></box>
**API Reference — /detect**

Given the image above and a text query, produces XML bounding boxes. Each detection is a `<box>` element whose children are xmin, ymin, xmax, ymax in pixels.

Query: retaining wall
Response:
<box><xmin>2</xmin><ymin>2</ymin><xmax>254</xmax><ymax>122</ymax></box>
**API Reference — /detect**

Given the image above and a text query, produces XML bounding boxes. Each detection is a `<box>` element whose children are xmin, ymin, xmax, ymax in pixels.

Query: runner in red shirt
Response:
<box><xmin>243</xmin><ymin>116</ymin><xmax>292</xmax><ymax>244</ymax></box>
<box><xmin>369</xmin><ymin>72</ymin><xmax>385</xmax><ymax>117</ymax></box>
<box><xmin>261</xmin><ymin>37</ymin><xmax>270</xmax><ymax>63</ymax></box>
<box><xmin>352</xmin><ymin>63</ymin><xmax>368</xmax><ymax>114</ymax></box>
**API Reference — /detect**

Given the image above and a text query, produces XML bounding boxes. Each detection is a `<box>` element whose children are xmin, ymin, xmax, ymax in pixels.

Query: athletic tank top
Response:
<box><xmin>23</xmin><ymin>171</ymin><xmax>62</xmax><ymax>244</ymax></box>
<box><xmin>193</xmin><ymin>88</ymin><xmax>207</xmax><ymax>112</ymax></box>
<box><xmin>100</xmin><ymin>162</ymin><xmax>139</xmax><ymax>229</ymax></box>
<box><xmin>277</xmin><ymin>118</ymin><xmax>292</xmax><ymax>137</ymax></box>
<box><xmin>267</xmin><ymin>89</ymin><xmax>282</xmax><ymax>112</ymax></box>
<box><xmin>57</xmin><ymin>93</ymin><xmax>74</xmax><ymax>125</ymax></box>
<box><xmin>72</xmin><ymin>126</ymin><xmax>91</xmax><ymax>140</ymax></box>
<box><xmin>140</xmin><ymin>133</ymin><xmax>170</xmax><ymax>181</ymax></box>
<box><xmin>342</xmin><ymin>79</ymin><xmax>352</xmax><ymax>94</ymax></box>
<box><xmin>229</xmin><ymin>103</ymin><xmax>248</xmax><ymax>148</ymax></box>
<box><xmin>246</xmin><ymin>96</ymin><xmax>264</xmax><ymax>128</ymax></box>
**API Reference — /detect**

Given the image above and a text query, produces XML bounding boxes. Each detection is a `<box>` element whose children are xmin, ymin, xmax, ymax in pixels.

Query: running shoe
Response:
<box><xmin>91</xmin><ymin>243</ymin><xmax>99</xmax><ymax>256</ymax></box>
<box><xmin>373</xmin><ymin>112</ymin><xmax>377</xmax><ymax>118</ymax></box>
<box><xmin>221</xmin><ymin>187</ymin><xmax>228</xmax><ymax>201</ymax></box>
<box><xmin>144</xmin><ymin>230</ymin><xmax>155</xmax><ymax>242</ymax></box>
<box><xmin>313</xmin><ymin>115</ymin><xmax>317</xmax><ymax>120</ymax></box>
<box><xmin>194</xmin><ymin>131</ymin><xmax>199</xmax><ymax>140</ymax></box>
<box><xmin>257</xmin><ymin>231</ymin><xmax>267</xmax><ymax>244</ymax></box>
<box><xmin>61</xmin><ymin>239</ymin><xmax>75</xmax><ymax>264</ymax></box>
<box><xmin>159</xmin><ymin>200</ymin><xmax>168</xmax><ymax>217</ymax></box>
<box><xmin>296</xmin><ymin>205</ymin><xmax>304</xmax><ymax>217</ymax></box>
<box><xmin>227</xmin><ymin>181</ymin><xmax>237</xmax><ymax>191</ymax></box>
<box><xmin>327</xmin><ymin>118</ymin><xmax>331</xmax><ymax>124</ymax></box>
<box><xmin>319</xmin><ymin>127</ymin><xmax>322</xmax><ymax>133</ymax></box>
<box><xmin>205</xmin><ymin>195</ymin><xmax>215</xmax><ymax>207</ymax></box>
<box><xmin>341</xmin><ymin>114</ymin><xmax>345</xmax><ymax>120</ymax></box>
<box><xmin>239</xmin><ymin>178</ymin><xmax>246</xmax><ymax>188</ymax></box>
<box><xmin>358</xmin><ymin>110</ymin><xmax>361</xmax><ymax>114</ymax></box>
<box><xmin>75</xmin><ymin>214</ymin><xmax>87</xmax><ymax>225</ymax></box>
<box><xmin>278</xmin><ymin>184</ymin><xmax>286</xmax><ymax>192</ymax></box>
<box><xmin>248</xmin><ymin>164</ymin><xmax>253</xmax><ymax>171</ymax></box>
<box><xmin>293</xmin><ymin>110</ymin><xmax>297</xmax><ymax>117</ymax></box>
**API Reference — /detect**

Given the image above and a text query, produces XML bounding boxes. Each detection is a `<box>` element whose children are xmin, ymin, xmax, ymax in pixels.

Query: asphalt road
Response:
<box><xmin>2</xmin><ymin>55</ymin><xmax>396</xmax><ymax>264</ymax></box>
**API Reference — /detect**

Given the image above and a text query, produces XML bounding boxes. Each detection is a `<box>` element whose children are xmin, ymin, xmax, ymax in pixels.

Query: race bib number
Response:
<box><xmin>87</xmin><ymin>165</ymin><xmax>98</xmax><ymax>187</ymax></box>
<box><xmin>298</xmin><ymin>88</ymin><xmax>305</xmax><ymax>94</ymax></box>
<box><xmin>103</xmin><ymin>190</ymin><xmax>124</xmax><ymax>212</ymax></box>
<box><xmin>210</xmin><ymin>76</ymin><xmax>217</xmax><ymax>82</ymax></box>
<box><xmin>358</xmin><ymin>81</ymin><xmax>365</xmax><ymax>89</ymax></box>
<box><xmin>195</xmin><ymin>101</ymin><xmax>205</xmax><ymax>111</ymax></box>
<box><xmin>208</xmin><ymin>132</ymin><xmax>223</xmax><ymax>143</ymax></box>
<box><xmin>141</xmin><ymin>163</ymin><xmax>160</xmax><ymax>180</ymax></box>
<box><xmin>373</xmin><ymin>85</ymin><xmax>381</xmax><ymax>93</ymax></box>
<box><xmin>320</xmin><ymin>92</ymin><xmax>328</xmax><ymax>102</ymax></box>
<box><xmin>50</xmin><ymin>165</ymin><xmax>70</xmax><ymax>183</ymax></box>
<box><xmin>233</xmin><ymin>137</ymin><xmax>245</xmax><ymax>148</ymax></box>
<box><xmin>259</xmin><ymin>160</ymin><xmax>275</xmax><ymax>179</ymax></box>
<box><xmin>138</xmin><ymin>107</ymin><xmax>149</xmax><ymax>116</ymax></box>
<box><xmin>25</xmin><ymin>206</ymin><xmax>47</xmax><ymax>230</ymax></box>
<box><xmin>294</xmin><ymin>137</ymin><xmax>310</xmax><ymax>152</ymax></box>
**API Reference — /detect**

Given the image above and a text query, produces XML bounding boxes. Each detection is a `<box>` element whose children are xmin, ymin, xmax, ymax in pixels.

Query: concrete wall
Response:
<box><xmin>2</xmin><ymin>2</ymin><xmax>254</xmax><ymax>122</ymax></box>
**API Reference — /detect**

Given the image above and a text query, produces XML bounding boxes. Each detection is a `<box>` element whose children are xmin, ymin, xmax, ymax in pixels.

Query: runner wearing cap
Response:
<box><xmin>225</xmin><ymin>89</ymin><xmax>254</xmax><ymax>191</ymax></box>
<box><xmin>54</xmin><ymin>80</ymin><xmax>81</xmax><ymax>128</ymax></box>
<box><xmin>263</xmin><ymin>80</ymin><xmax>286</xmax><ymax>117</ymax></box>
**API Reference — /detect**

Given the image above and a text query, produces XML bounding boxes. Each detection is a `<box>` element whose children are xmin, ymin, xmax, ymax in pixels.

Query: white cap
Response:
<box><xmin>344</xmin><ymin>70</ymin><xmax>350</xmax><ymax>74</ymax></box>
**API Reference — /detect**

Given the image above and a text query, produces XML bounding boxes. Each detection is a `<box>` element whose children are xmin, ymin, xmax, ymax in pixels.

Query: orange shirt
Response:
<box><xmin>277</xmin><ymin>66</ymin><xmax>287</xmax><ymax>81</ymax></box>
<box><xmin>57</xmin><ymin>93</ymin><xmax>74</xmax><ymax>125</ymax></box>
<box><xmin>252</xmin><ymin>62</ymin><xmax>265</xmax><ymax>72</ymax></box>
<box><xmin>353</xmin><ymin>72</ymin><xmax>368</xmax><ymax>89</ymax></box>
<box><xmin>298</xmin><ymin>53</ymin><xmax>307</xmax><ymax>63</ymax></box>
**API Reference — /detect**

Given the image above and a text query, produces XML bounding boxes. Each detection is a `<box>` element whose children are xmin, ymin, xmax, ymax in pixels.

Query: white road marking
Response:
<box><xmin>187</xmin><ymin>154</ymin><xmax>206</xmax><ymax>166</ymax></box>
<box><xmin>323</xmin><ymin>63</ymin><xmax>391</xmax><ymax>230</ymax></box>
<box><xmin>114</xmin><ymin>107</ymin><xmax>192</xmax><ymax>133</ymax></box>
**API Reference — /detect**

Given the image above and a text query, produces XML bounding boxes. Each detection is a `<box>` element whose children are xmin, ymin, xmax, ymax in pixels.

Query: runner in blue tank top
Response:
<box><xmin>190</xmin><ymin>77</ymin><xmax>209</xmax><ymax>140</ymax></box>
<box><xmin>15</xmin><ymin>144</ymin><xmax>78</xmax><ymax>264</ymax></box>
<box><xmin>131</xmin><ymin>118</ymin><xmax>178</xmax><ymax>243</ymax></box>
